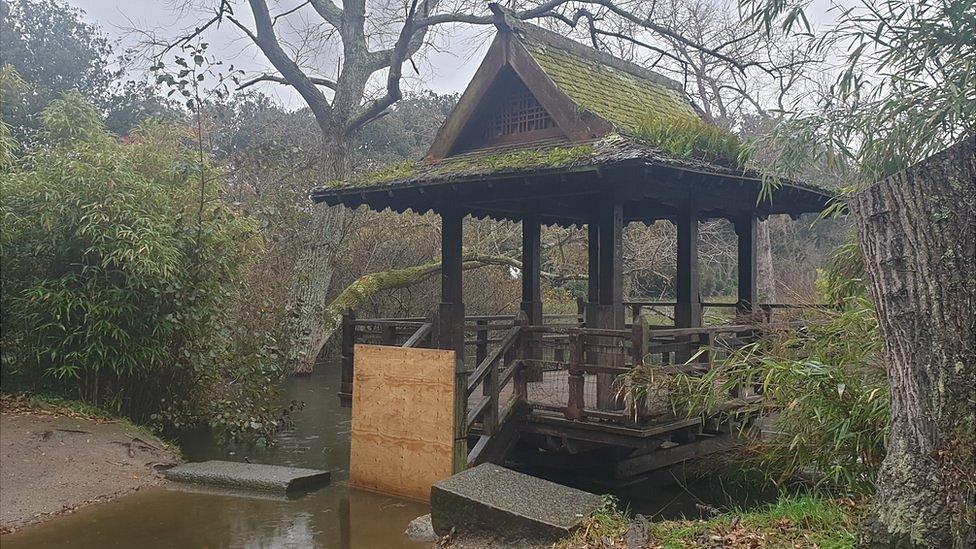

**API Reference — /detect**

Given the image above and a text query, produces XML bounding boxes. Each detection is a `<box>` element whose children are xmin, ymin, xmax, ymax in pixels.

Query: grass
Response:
<box><xmin>557</xmin><ymin>495</ymin><xmax>631</xmax><ymax>548</ymax></box>
<box><xmin>559</xmin><ymin>493</ymin><xmax>864</xmax><ymax>548</ymax></box>
<box><xmin>649</xmin><ymin>494</ymin><xmax>863</xmax><ymax>548</ymax></box>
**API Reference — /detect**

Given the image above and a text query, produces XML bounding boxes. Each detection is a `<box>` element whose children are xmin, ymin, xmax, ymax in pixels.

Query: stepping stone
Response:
<box><xmin>162</xmin><ymin>460</ymin><xmax>330</xmax><ymax>495</ymax></box>
<box><xmin>430</xmin><ymin>464</ymin><xmax>602</xmax><ymax>542</ymax></box>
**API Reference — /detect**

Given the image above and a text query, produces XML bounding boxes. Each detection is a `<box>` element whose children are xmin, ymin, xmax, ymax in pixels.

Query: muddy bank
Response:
<box><xmin>0</xmin><ymin>397</ymin><xmax>180</xmax><ymax>533</ymax></box>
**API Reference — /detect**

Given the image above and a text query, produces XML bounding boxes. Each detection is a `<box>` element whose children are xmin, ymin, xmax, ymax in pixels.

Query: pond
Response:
<box><xmin>2</xmin><ymin>365</ymin><xmax>766</xmax><ymax>548</ymax></box>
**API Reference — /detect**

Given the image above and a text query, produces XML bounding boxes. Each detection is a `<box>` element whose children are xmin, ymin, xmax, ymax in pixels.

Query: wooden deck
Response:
<box><xmin>339</xmin><ymin>308</ymin><xmax>813</xmax><ymax>480</ymax></box>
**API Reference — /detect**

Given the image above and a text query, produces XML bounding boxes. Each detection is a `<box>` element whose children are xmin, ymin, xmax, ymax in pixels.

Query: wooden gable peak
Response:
<box><xmin>424</xmin><ymin>7</ymin><xmax>612</xmax><ymax>161</ymax></box>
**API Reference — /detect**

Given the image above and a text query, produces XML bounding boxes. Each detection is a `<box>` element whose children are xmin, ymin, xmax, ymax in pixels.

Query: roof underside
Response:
<box><xmin>312</xmin><ymin>135</ymin><xmax>833</xmax><ymax>226</ymax></box>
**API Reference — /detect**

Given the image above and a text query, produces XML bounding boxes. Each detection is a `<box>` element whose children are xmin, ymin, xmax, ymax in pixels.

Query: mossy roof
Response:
<box><xmin>313</xmin><ymin>19</ymin><xmax>830</xmax><ymax>207</ymax></box>
<box><xmin>516</xmin><ymin>23</ymin><xmax>701</xmax><ymax>135</ymax></box>
<box><xmin>314</xmin><ymin>134</ymin><xmax>828</xmax><ymax>197</ymax></box>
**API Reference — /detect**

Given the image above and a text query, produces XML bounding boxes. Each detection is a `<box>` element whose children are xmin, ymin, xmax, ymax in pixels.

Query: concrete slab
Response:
<box><xmin>430</xmin><ymin>464</ymin><xmax>602</xmax><ymax>542</ymax></box>
<box><xmin>162</xmin><ymin>460</ymin><xmax>330</xmax><ymax>494</ymax></box>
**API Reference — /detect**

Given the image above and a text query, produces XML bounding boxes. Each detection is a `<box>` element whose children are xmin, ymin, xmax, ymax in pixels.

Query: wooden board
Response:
<box><xmin>349</xmin><ymin>344</ymin><xmax>455</xmax><ymax>502</ymax></box>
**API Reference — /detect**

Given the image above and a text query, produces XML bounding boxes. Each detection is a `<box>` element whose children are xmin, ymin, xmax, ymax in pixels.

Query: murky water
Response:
<box><xmin>3</xmin><ymin>365</ymin><xmax>767</xmax><ymax>548</ymax></box>
<box><xmin>3</xmin><ymin>367</ymin><xmax>428</xmax><ymax>549</ymax></box>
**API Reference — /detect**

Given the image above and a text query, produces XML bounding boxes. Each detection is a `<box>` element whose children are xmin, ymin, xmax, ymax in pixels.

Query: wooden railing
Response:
<box><xmin>339</xmin><ymin>305</ymin><xmax>818</xmax><ymax>423</ymax></box>
<box><xmin>622</xmin><ymin>300</ymin><xmax>833</xmax><ymax>325</ymax></box>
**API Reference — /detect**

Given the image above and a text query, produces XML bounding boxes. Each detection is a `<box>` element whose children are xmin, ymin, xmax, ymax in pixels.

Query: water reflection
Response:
<box><xmin>3</xmin><ymin>367</ymin><xmax>429</xmax><ymax>549</ymax></box>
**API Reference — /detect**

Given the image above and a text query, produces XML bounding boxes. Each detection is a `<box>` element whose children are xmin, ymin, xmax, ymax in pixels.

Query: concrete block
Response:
<box><xmin>430</xmin><ymin>464</ymin><xmax>602</xmax><ymax>542</ymax></box>
<box><xmin>162</xmin><ymin>460</ymin><xmax>330</xmax><ymax>494</ymax></box>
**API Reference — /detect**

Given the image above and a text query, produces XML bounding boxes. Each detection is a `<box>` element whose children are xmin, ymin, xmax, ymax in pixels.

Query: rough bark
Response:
<box><xmin>756</xmin><ymin>218</ymin><xmax>776</xmax><ymax>302</ymax></box>
<box><xmin>285</xmin><ymin>135</ymin><xmax>350</xmax><ymax>374</ymax></box>
<box><xmin>850</xmin><ymin>135</ymin><xmax>975</xmax><ymax>548</ymax></box>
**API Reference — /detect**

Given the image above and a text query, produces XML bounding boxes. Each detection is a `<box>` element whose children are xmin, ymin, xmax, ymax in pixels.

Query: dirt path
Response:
<box><xmin>0</xmin><ymin>398</ymin><xmax>180</xmax><ymax>533</ymax></box>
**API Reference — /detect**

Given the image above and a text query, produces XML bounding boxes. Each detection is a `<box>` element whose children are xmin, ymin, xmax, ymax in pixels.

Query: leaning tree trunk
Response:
<box><xmin>851</xmin><ymin>136</ymin><xmax>975</xmax><ymax>548</ymax></box>
<box><xmin>284</xmin><ymin>135</ymin><xmax>351</xmax><ymax>375</ymax></box>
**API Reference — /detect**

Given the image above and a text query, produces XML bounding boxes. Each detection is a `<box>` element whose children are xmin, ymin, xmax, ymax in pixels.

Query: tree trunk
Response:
<box><xmin>284</xmin><ymin>135</ymin><xmax>351</xmax><ymax>375</ymax></box>
<box><xmin>756</xmin><ymin>218</ymin><xmax>776</xmax><ymax>302</ymax></box>
<box><xmin>851</xmin><ymin>136</ymin><xmax>975</xmax><ymax>548</ymax></box>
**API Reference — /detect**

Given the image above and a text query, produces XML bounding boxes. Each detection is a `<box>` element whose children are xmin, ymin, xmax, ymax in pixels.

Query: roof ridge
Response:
<box><xmin>493</xmin><ymin>11</ymin><xmax>685</xmax><ymax>94</ymax></box>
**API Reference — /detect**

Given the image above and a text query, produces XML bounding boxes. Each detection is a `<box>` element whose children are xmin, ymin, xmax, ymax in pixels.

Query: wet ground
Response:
<box><xmin>2</xmin><ymin>365</ymin><xmax>766</xmax><ymax>548</ymax></box>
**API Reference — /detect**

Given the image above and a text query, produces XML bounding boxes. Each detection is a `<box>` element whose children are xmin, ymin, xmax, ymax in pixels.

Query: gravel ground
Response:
<box><xmin>0</xmin><ymin>404</ymin><xmax>179</xmax><ymax>533</ymax></box>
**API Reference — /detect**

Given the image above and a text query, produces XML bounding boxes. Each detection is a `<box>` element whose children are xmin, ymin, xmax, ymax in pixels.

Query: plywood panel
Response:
<box><xmin>349</xmin><ymin>344</ymin><xmax>455</xmax><ymax>502</ymax></box>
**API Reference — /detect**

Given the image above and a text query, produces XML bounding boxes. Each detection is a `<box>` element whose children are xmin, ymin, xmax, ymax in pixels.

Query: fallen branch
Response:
<box><xmin>299</xmin><ymin>253</ymin><xmax>584</xmax><ymax>374</ymax></box>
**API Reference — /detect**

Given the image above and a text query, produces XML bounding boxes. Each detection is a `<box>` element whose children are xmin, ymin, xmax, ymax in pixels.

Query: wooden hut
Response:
<box><xmin>313</xmin><ymin>8</ymin><xmax>833</xmax><ymax>479</ymax></box>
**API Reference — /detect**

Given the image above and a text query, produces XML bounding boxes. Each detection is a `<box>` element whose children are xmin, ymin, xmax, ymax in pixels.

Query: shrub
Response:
<box><xmin>623</xmin><ymin>297</ymin><xmax>887</xmax><ymax>493</ymax></box>
<box><xmin>1</xmin><ymin>93</ymin><xmax>288</xmax><ymax>440</ymax></box>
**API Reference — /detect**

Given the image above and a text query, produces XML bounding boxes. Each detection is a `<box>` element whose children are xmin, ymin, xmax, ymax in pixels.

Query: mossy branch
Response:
<box><xmin>317</xmin><ymin>253</ymin><xmax>585</xmax><ymax>352</ymax></box>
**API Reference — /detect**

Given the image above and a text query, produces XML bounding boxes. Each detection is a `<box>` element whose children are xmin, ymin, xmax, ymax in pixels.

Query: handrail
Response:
<box><xmin>401</xmin><ymin>322</ymin><xmax>432</xmax><ymax>348</ymax></box>
<box><xmin>623</xmin><ymin>300</ymin><xmax>833</xmax><ymax>309</ymax></box>
<box><xmin>466</xmin><ymin>326</ymin><xmax>521</xmax><ymax>396</ymax></box>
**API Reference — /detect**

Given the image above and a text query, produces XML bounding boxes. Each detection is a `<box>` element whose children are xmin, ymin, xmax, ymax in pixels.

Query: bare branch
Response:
<box><xmin>235</xmin><ymin>0</ymin><xmax>335</xmax><ymax>134</ymax></box>
<box><xmin>272</xmin><ymin>1</ymin><xmax>312</xmax><ymax>26</ymax></box>
<box><xmin>237</xmin><ymin>73</ymin><xmax>337</xmax><ymax>91</ymax></box>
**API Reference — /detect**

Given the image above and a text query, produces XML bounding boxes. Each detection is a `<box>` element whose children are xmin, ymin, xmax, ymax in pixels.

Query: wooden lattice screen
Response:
<box><xmin>450</xmin><ymin>70</ymin><xmax>563</xmax><ymax>153</ymax></box>
<box><xmin>484</xmin><ymin>88</ymin><xmax>555</xmax><ymax>140</ymax></box>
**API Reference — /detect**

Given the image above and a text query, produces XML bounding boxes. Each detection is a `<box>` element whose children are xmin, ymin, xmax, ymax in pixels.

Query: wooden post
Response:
<box><xmin>675</xmin><ymin>203</ymin><xmax>701</xmax><ymax>328</ymax></box>
<box><xmin>735</xmin><ymin>213</ymin><xmax>758</xmax><ymax>318</ymax></box>
<box><xmin>596</xmin><ymin>200</ymin><xmax>624</xmax><ymax>410</ymax></box>
<box><xmin>484</xmin><ymin>350</ymin><xmax>499</xmax><ymax>436</ymax></box>
<box><xmin>630</xmin><ymin>316</ymin><xmax>648</xmax><ymax>421</ymax></box>
<box><xmin>440</xmin><ymin>208</ymin><xmax>467</xmax><ymax>473</ymax></box>
<box><xmin>381</xmin><ymin>324</ymin><xmax>397</xmax><ymax>346</ymax></box>
<box><xmin>521</xmin><ymin>214</ymin><xmax>544</xmax><ymax>382</ymax></box>
<box><xmin>587</xmin><ymin>221</ymin><xmax>600</xmax><ymax>314</ymax></box>
<box><xmin>675</xmin><ymin>203</ymin><xmax>701</xmax><ymax>363</ymax></box>
<box><xmin>339</xmin><ymin>309</ymin><xmax>356</xmax><ymax>407</ymax></box>
<box><xmin>565</xmin><ymin>332</ymin><xmax>585</xmax><ymax>421</ymax></box>
<box><xmin>513</xmin><ymin>311</ymin><xmax>529</xmax><ymax>404</ymax></box>
<box><xmin>476</xmin><ymin>319</ymin><xmax>489</xmax><ymax>395</ymax></box>
<box><xmin>631</xmin><ymin>303</ymin><xmax>642</xmax><ymax>324</ymax></box>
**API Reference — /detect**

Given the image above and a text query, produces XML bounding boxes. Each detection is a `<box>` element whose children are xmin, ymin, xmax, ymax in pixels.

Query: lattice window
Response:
<box><xmin>484</xmin><ymin>89</ymin><xmax>555</xmax><ymax>139</ymax></box>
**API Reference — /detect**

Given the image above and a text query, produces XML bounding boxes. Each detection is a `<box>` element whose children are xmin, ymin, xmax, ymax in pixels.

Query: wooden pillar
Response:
<box><xmin>675</xmin><ymin>204</ymin><xmax>701</xmax><ymax>364</ymax></box>
<box><xmin>520</xmin><ymin>215</ymin><xmax>543</xmax><ymax>323</ymax></box>
<box><xmin>585</xmin><ymin>221</ymin><xmax>600</xmax><ymax>328</ymax></box>
<box><xmin>439</xmin><ymin>207</ymin><xmax>467</xmax><ymax>472</ymax></box>
<box><xmin>735</xmin><ymin>214</ymin><xmax>758</xmax><ymax>317</ymax></box>
<box><xmin>596</xmin><ymin>200</ymin><xmax>624</xmax><ymax>410</ymax></box>
<box><xmin>675</xmin><ymin>204</ymin><xmax>701</xmax><ymax>328</ymax></box>
<box><xmin>521</xmin><ymin>215</ymin><xmax>544</xmax><ymax>381</ymax></box>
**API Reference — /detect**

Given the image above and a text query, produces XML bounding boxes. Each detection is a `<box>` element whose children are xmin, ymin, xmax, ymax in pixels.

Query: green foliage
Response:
<box><xmin>633</xmin><ymin>114</ymin><xmax>749</xmax><ymax>167</ymax></box>
<box><xmin>0</xmin><ymin>0</ymin><xmax>115</xmax><ymax>139</ymax></box>
<box><xmin>818</xmin><ymin>237</ymin><xmax>867</xmax><ymax>304</ymax></box>
<box><xmin>558</xmin><ymin>495</ymin><xmax>630</xmax><ymax>547</ymax></box>
<box><xmin>0</xmin><ymin>93</ymin><xmax>288</xmax><ymax>441</ymax></box>
<box><xmin>648</xmin><ymin>493</ymin><xmax>862</xmax><ymax>548</ymax></box>
<box><xmin>740</xmin><ymin>0</ymin><xmax>976</xmax><ymax>184</ymax></box>
<box><xmin>626</xmin><ymin>299</ymin><xmax>886</xmax><ymax>493</ymax></box>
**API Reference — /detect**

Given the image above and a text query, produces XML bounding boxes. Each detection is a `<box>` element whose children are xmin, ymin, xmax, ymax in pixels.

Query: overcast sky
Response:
<box><xmin>68</xmin><ymin>0</ymin><xmax>491</xmax><ymax>108</ymax></box>
<box><xmin>67</xmin><ymin>0</ymin><xmax>844</xmax><ymax>111</ymax></box>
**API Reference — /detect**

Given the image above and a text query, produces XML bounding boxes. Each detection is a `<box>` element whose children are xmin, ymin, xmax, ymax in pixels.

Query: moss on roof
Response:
<box><xmin>523</xmin><ymin>42</ymin><xmax>747</xmax><ymax>167</ymax></box>
<box><xmin>525</xmin><ymin>44</ymin><xmax>698</xmax><ymax>133</ymax></box>
<box><xmin>339</xmin><ymin>140</ymin><xmax>598</xmax><ymax>188</ymax></box>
